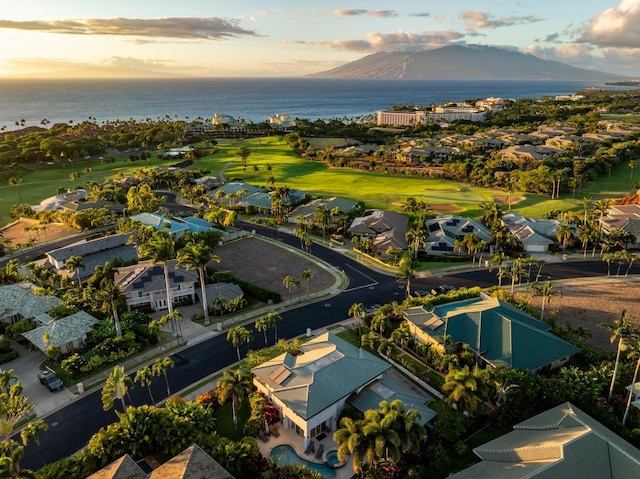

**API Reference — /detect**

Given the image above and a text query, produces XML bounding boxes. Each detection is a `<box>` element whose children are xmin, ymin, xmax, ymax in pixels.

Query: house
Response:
<box><xmin>205</xmin><ymin>283</ymin><xmax>244</xmax><ymax>306</ymax></box>
<box><xmin>425</xmin><ymin>215</ymin><xmax>491</xmax><ymax>254</ymax></box>
<box><xmin>0</xmin><ymin>282</ymin><xmax>61</xmax><ymax>324</ymax></box>
<box><xmin>88</xmin><ymin>444</ymin><xmax>235</xmax><ymax>479</ymax></box>
<box><xmin>450</xmin><ymin>402</ymin><xmax>640</xmax><ymax>478</ymax></box>
<box><xmin>252</xmin><ymin>332</ymin><xmax>393</xmax><ymax>447</ymax></box>
<box><xmin>403</xmin><ymin>296</ymin><xmax>579</xmax><ymax>374</ymax></box>
<box><xmin>21</xmin><ymin>310</ymin><xmax>100</xmax><ymax>354</ymax></box>
<box><xmin>268</xmin><ymin>113</ymin><xmax>296</xmax><ymax>129</ymax></box>
<box><xmin>348</xmin><ymin>209</ymin><xmax>409</xmax><ymax>255</ymax></box>
<box><xmin>116</xmin><ymin>260</ymin><xmax>198</xmax><ymax>311</ymax></box>
<box><xmin>289</xmin><ymin>197</ymin><xmax>360</xmax><ymax>225</ymax></box>
<box><xmin>128</xmin><ymin>213</ymin><xmax>221</xmax><ymax>240</ymax></box>
<box><xmin>600</xmin><ymin>205</ymin><xmax>640</xmax><ymax>246</ymax></box>
<box><xmin>192</xmin><ymin>175</ymin><xmax>219</xmax><ymax>191</ymax></box>
<box><xmin>45</xmin><ymin>233</ymin><xmax>137</xmax><ymax>279</ymax></box>
<box><xmin>502</xmin><ymin>212</ymin><xmax>560</xmax><ymax>253</ymax></box>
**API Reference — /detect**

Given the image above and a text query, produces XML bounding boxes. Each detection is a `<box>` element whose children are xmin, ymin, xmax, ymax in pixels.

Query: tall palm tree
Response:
<box><xmin>334</xmin><ymin>416</ymin><xmax>367</xmax><ymax>474</ymax></box>
<box><xmin>99</xmin><ymin>279</ymin><xmax>124</xmax><ymax>338</ymax></box>
<box><xmin>255</xmin><ymin>317</ymin><xmax>270</xmax><ymax>347</ymax></box>
<box><xmin>266</xmin><ymin>312</ymin><xmax>282</xmax><ymax>343</ymax></box>
<box><xmin>623</xmin><ymin>341</ymin><xmax>640</xmax><ymax>425</ymax></box>
<box><xmin>216</xmin><ymin>368</ymin><xmax>252</xmax><ymax>426</ymax></box>
<box><xmin>301</xmin><ymin>269</ymin><xmax>313</xmax><ymax>299</ymax></box>
<box><xmin>349</xmin><ymin>302</ymin><xmax>366</xmax><ymax>339</ymax></box>
<box><xmin>227</xmin><ymin>326</ymin><xmax>254</xmax><ymax>361</ymax></box>
<box><xmin>65</xmin><ymin>255</ymin><xmax>85</xmax><ymax>288</ymax></box>
<box><xmin>396</xmin><ymin>261</ymin><xmax>416</xmax><ymax>298</ymax></box>
<box><xmin>139</xmin><ymin>231</ymin><xmax>177</xmax><ymax>335</ymax></box>
<box><xmin>101</xmin><ymin>365</ymin><xmax>132</xmax><ymax>413</ymax></box>
<box><xmin>176</xmin><ymin>241</ymin><xmax>220</xmax><ymax>325</ymax></box>
<box><xmin>555</xmin><ymin>223</ymin><xmax>575</xmax><ymax>251</ymax></box>
<box><xmin>442</xmin><ymin>364</ymin><xmax>491</xmax><ymax>416</ymax></box>
<box><xmin>405</xmin><ymin>221</ymin><xmax>427</xmax><ymax>260</ymax></box>
<box><xmin>152</xmin><ymin>357</ymin><xmax>175</xmax><ymax>399</ymax></box>
<box><xmin>134</xmin><ymin>366</ymin><xmax>156</xmax><ymax>405</ymax></box>
<box><xmin>529</xmin><ymin>281</ymin><xmax>562</xmax><ymax>323</ymax></box>
<box><xmin>361</xmin><ymin>407</ymin><xmax>402</xmax><ymax>466</ymax></box>
<box><xmin>600</xmin><ymin>310</ymin><xmax>639</xmax><ymax>402</ymax></box>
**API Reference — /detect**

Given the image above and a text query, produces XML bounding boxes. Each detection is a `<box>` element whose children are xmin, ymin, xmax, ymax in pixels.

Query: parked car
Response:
<box><xmin>431</xmin><ymin>285</ymin><xmax>457</xmax><ymax>296</ymax></box>
<box><xmin>413</xmin><ymin>290</ymin><xmax>428</xmax><ymax>297</ymax></box>
<box><xmin>38</xmin><ymin>370</ymin><xmax>64</xmax><ymax>392</ymax></box>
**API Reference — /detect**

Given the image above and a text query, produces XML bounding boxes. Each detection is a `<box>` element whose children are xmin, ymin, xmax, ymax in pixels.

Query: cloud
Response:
<box><xmin>0</xmin><ymin>17</ymin><xmax>258</xmax><ymax>40</ymax></box>
<box><xmin>460</xmin><ymin>10</ymin><xmax>543</xmax><ymax>31</ymax></box>
<box><xmin>369</xmin><ymin>11</ymin><xmax>397</xmax><ymax>18</ymax></box>
<box><xmin>98</xmin><ymin>56</ymin><xmax>169</xmax><ymax>69</ymax></box>
<box><xmin>409</xmin><ymin>13</ymin><xmax>431</xmax><ymax>18</ymax></box>
<box><xmin>333</xmin><ymin>9</ymin><xmax>368</xmax><ymax>17</ymax></box>
<box><xmin>315</xmin><ymin>30</ymin><xmax>464</xmax><ymax>52</ymax></box>
<box><xmin>580</xmin><ymin>0</ymin><xmax>640</xmax><ymax>48</ymax></box>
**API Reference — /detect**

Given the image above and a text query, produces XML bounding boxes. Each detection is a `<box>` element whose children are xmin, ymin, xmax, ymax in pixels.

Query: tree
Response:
<box><xmin>236</xmin><ymin>145</ymin><xmax>251</xmax><ymax>168</ymax></box>
<box><xmin>227</xmin><ymin>326</ymin><xmax>254</xmax><ymax>361</ymax></box>
<box><xmin>177</xmin><ymin>241</ymin><xmax>220</xmax><ymax>325</ymax></box>
<box><xmin>600</xmin><ymin>310</ymin><xmax>639</xmax><ymax>402</ymax></box>
<box><xmin>623</xmin><ymin>341</ymin><xmax>640</xmax><ymax>425</ymax></box>
<box><xmin>301</xmin><ymin>268</ymin><xmax>313</xmax><ymax>299</ymax></box>
<box><xmin>101</xmin><ymin>365</ymin><xmax>132</xmax><ymax>414</ymax></box>
<box><xmin>283</xmin><ymin>275</ymin><xmax>298</xmax><ymax>298</ymax></box>
<box><xmin>334</xmin><ymin>416</ymin><xmax>367</xmax><ymax>474</ymax></box>
<box><xmin>391</xmin><ymin>323</ymin><xmax>412</xmax><ymax>364</ymax></box>
<box><xmin>134</xmin><ymin>366</ymin><xmax>156</xmax><ymax>405</ymax></box>
<box><xmin>8</xmin><ymin>177</ymin><xmax>23</xmax><ymax>204</ymax></box>
<box><xmin>152</xmin><ymin>356</ymin><xmax>174</xmax><ymax>398</ymax></box>
<box><xmin>529</xmin><ymin>281</ymin><xmax>561</xmax><ymax>322</ymax></box>
<box><xmin>630</xmin><ymin>160</ymin><xmax>636</xmax><ymax>179</ymax></box>
<box><xmin>396</xmin><ymin>257</ymin><xmax>416</xmax><ymax>298</ymax></box>
<box><xmin>255</xmin><ymin>317</ymin><xmax>271</xmax><ymax>347</ymax></box>
<box><xmin>488</xmin><ymin>253</ymin><xmax>508</xmax><ymax>288</ymax></box>
<box><xmin>442</xmin><ymin>364</ymin><xmax>491</xmax><ymax>415</ymax></box>
<box><xmin>65</xmin><ymin>255</ymin><xmax>85</xmax><ymax>288</ymax></box>
<box><xmin>555</xmin><ymin>223</ymin><xmax>575</xmax><ymax>251</ymax></box>
<box><xmin>99</xmin><ymin>279</ymin><xmax>124</xmax><ymax>338</ymax></box>
<box><xmin>349</xmin><ymin>302</ymin><xmax>366</xmax><ymax>339</ymax></box>
<box><xmin>139</xmin><ymin>231</ymin><xmax>177</xmax><ymax>335</ymax></box>
<box><xmin>216</xmin><ymin>368</ymin><xmax>252</xmax><ymax>426</ymax></box>
<box><xmin>405</xmin><ymin>220</ymin><xmax>427</xmax><ymax>260</ymax></box>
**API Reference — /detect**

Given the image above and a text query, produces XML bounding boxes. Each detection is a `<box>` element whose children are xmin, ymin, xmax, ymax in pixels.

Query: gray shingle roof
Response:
<box><xmin>22</xmin><ymin>310</ymin><xmax>99</xmax><ymax>351</ymax></box>
<box><xmin>0</xmin><ymin>283</ymin><xmax>61</xmax><ymax>322</ymax></box>
<box><xmin>46</xmin><ymin>234</ymin><xmax>130</xmax><ymax>263</ymax></box>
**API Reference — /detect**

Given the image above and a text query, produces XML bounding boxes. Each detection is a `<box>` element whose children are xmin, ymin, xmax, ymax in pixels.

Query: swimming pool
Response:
<box><xmin>270</xmin><ymin>444</ymin><xmax>337</xmax><ymax>478</ymax></box>
<box><xmin>325</xmin><ymin>449</ymin><xmax>344</xmax><ymax>468</ymax></box>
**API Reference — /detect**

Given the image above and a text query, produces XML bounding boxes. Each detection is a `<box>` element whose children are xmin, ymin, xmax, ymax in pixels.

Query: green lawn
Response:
<box><xmin>2</xmin><ymin>135</ymin><xmax>636</xmax><ymax>228</ymax></box>
<box><xmin>213</xmin><ymin>400</ymin><xmax>251</xmax><ymax>441</ymax></box>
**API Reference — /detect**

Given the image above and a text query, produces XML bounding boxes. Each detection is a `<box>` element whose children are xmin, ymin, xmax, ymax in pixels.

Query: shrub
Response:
<box><xmin>5</xmin><ymin>319</ymin><xmax>34</xmax><ymax>340</ymax></box>
<box><xmin>61</xmin><ymin>353</ymin><xmax>89</xmax><ymax>378</ymax></box>
<box><xmin>0</xmin><ymin>350</ymin><xmax>19</xmax><ymax>364</ymax></box>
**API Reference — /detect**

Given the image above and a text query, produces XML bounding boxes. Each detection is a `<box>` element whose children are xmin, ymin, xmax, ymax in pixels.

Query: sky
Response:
<box><xmin>1</xmin><ymin>0</ymin><xmax>640</xmax><ymax>78</ymax></box>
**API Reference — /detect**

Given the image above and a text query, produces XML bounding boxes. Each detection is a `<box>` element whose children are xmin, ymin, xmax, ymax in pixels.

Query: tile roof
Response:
<box><xmin>86</xmin><ymin>454</ymin><xmax>146</xmax><ymax>479</ymax></box>
<box><xmin>450</xmin><ymin>402</ymin><xmax>640</xmax><ymax>479</ymax></box>
<box><xmin>0</xmin><ymin>283</ymin><xmax>61</xmax><ymax>322</ymax></box>
<box><xmin>404</xmin><ymin>297</ymin><xmax>579</xmax><ymax>372</ymax></box>
<box><xmin>252</xmin><ymin>332</ymin><xmax>391</xmax><ymax>420</ymax></box>
<box><xmin>116</xmin><ymin>260</ymin><xmax>198</xmax><ymax>294</ymax></box>
<box><xmin>22</xmin><ymin>310</ymin><xmax>99</xmax><ymax>351</ymax></box>
<box><xmin>204</xmin><ymin>283</ymin><xmax>244</xmax><ymax>303</ymax></box>
<box><xmin>148</xmin><ymin>444</ymin><xmax>234</xmax><ymax>479</ymax></box>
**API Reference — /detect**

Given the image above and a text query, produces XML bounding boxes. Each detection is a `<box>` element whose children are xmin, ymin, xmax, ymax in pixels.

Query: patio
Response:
<box><xmin>256</xmin><ymin>423</ymin><xmax>355</xmax><ymax>479</ymax></box>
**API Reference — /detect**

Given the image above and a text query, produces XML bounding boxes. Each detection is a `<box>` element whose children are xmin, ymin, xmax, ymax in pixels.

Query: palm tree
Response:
<box><xmin>529</xmin><ymin>281</ymin><xmax>561</xmax><ymax>323</ymax></box>
<box><xmin>227</xmin><ymin>326</ymin><xmax>254</xmax><ymax>361</ymax></box>
<box><xmin>8</xmin><ymin>177</ymin><xmax>23</xmax><ymax>204</ymax></box>
<box><xmin>266</xmin><ymin>312</ymin><xmax>282</xmax><ymax>343</ymax></box>
<box><xmin>65</xmin><ymin>255</ymin><xmax>85</xmax><ymax>288</ymax></box>
<box><xmin>255</xmin><ymin>317</ymin><xmax>270</xmax><ymax>347</ymax></box>
<box><xmin>99</xmin><ymin>279</ymin><xmax>124</xmax><ymax>338</ymax></box>
<box><xmin>442</xmin><ymin>364</ymin><xmax>491</xmax><ymax>416</ymax></box>
<box><xmin>555</xmin><ymin>223</ymin><xmax>575</xmax><ymax>251</ymax></box>
<box><xmin>405</xmin><ymin>221</ymin><xmax>427</xmax><ymax>260</ymax></box>
<box><xmin>283</xmin><ymin>275</ymin><xmax>297</xmax><ymax>298</ymax></box>
<box><xmin>139</xmin><ymin>231</ymin><xmax>177</xmax><ymax>335</ymax></box>
<box><xmin>361</xmin><ymin>407</ymin><xmax>402</xmax><ymax>466</ymax></box>
<box><xmin>349</xmin><ymin>302</ymin><xmax>366</xmax><ymax>339</ymax></box>
<box><xmin>334</xmin><ymin>416</ymin><xmax>367</xmax><ymax>474</ymax></box>
<box><xmin>301</xmin><ymin>268</ymin><xmax>313</xmax><ymax>299</ymax></box>
<box><xmin>152</xmin><ymin>356</ymin><xmax>174</xmax><ymax>398</ymax></box>
<box><xmin>216</xmin><ymin>368</ymin><xmax>252</xmax><ymax>426</ymax></box>
<box><xmin>134</xmin><ymin>366</ymin><xmax>156</xmax><ymax>405</ymax></box>
<box><xmin>101</xmin><ymin>365</ymin><xmax>132</xmax><ymax>413</ymax></box>
<box><xmin>396</xmin><ymin>260</ymin><xmax>416</xmax><ymax>298</ymax></box>
<box><xmin>488</xmin><ymin>253</ymin><xmax>507</xmax><ymax>288</ymax></box>
<box><xmin>623</xmin><ymin>341</ymin><xmax>640</xmax><ymax>425</ymax></box>
<box><xmin>177</xmin><ymin>241</ymin><xmax>220</xmax><ymax>325</ymax></box>
<box><xmin>600</xmin><ymin>310</ymin><xmax>639</xmax><ymax>402</ymax></box>
<box><xmin>391</xmin><ymin>324</ymin><xmax>412</xmax><ymax>365</ymax></box>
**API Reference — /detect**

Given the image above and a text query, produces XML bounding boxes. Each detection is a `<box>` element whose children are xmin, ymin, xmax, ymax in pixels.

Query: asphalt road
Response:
<box><xmin>19</xmin><ymin>226</ymin><xmax>640</xmax><ymax>470</ymax></box>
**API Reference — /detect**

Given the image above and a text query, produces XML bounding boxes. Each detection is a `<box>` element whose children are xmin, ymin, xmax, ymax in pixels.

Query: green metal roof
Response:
<box><xmin>252</xmin><ymin>332</ymin><xmax>391</xmax><ymax>420</ymax></box>
<box><xmin>450</xmin><ymin>402</ymin><xmax>640</xmax><ymax>479</ymax></box>
<box><xmin>404</xmin><ymin>297</ymin><xmax>579</xmax><ymax>372</ymax></box>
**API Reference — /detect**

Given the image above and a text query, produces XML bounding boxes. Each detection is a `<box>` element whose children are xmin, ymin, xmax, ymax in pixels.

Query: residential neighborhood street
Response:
<box><xmin>15</xmin><ymin>225</ymin><xmax>640</xmax><ymax>470</ymax></box>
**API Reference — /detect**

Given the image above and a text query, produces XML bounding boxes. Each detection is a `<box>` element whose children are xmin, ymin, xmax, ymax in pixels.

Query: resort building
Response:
<box><xmin>403</xmin><ymin>296</ymin><xmax>579</xmax><ymax>374</ymax></box>
<box><xmin>377</xmin><ymin>104</ymin><xmax>486</xmax><ymax>126</ymax></box>
<box><xmin>450</xmin><ymin>402</ymin><xmax>640</xmax><ymax>478</ymax></box>
<box><xmin>268</xmin><ymin>113</ymin><xmax>296</xmax><ymax>129</ymax></box>
<box><xmin>252</xmin><ymin>332</ymin><xmax>393</xmax><ymax>448</ymax></box>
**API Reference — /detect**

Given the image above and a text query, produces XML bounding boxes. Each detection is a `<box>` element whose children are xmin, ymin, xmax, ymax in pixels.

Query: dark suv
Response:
<box><xmin>38</xmin><ymin>370</ymin><xmax>64</xmax><ymax>392</ymax></box>
<box><xmin>431</xmin><ymin>285</ymin><xmax>457</xmax><ymax>296</ymax></box>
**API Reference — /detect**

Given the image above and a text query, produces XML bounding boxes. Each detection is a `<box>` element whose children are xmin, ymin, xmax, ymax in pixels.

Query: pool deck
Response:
<box><xmin>257</xmin><ymin>424</ymin><xmax>355</xmax><ymax>479</ymax></box>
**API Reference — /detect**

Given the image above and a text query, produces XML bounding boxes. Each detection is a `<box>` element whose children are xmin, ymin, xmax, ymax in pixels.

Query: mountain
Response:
<box><xmin>310</xmin><ymin>45</ymin><xmax>625</xmax><ymax>81</ymax></box>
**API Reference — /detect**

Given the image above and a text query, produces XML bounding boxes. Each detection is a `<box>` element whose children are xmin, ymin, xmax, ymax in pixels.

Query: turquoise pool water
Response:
<box><xmin>270</xmin><ymin>444</ymin><xmax>337</xmax><ymax>478</ymax></box>
<box><xmin>325</xmin><ymin>449</ymin><xmax>342</xmax><ymax>467</ymax></box>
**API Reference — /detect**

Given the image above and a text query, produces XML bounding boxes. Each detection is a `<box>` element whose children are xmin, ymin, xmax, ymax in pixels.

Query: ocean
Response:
<box><xmin>0</xmin><ymin>77</ymin><xmax>626</xmax><ymax>129</ymax></box>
